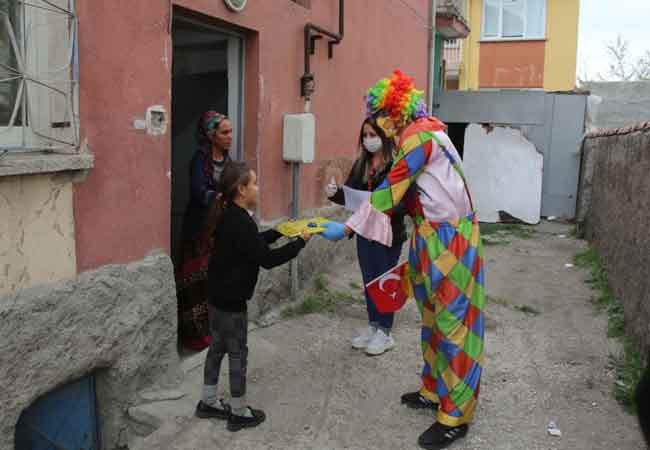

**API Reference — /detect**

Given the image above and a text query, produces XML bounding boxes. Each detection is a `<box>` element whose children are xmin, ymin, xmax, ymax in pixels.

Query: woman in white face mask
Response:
<box><xmin>325</xmin><ymin>117</ymin><xmax>407</xmax><ymax>356</ymax></box>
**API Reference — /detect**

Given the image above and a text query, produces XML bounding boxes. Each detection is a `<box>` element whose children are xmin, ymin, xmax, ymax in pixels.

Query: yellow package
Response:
<box><xmin>276</xmin><ymin>217</ymin><xmax>330</xmax><ymax>238</ymax></box>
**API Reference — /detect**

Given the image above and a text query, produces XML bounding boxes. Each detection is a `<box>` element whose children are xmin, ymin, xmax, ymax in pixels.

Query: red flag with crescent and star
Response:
<box><xmin>365</xmin><ymin>261</ymin><xmax>413</xmax><ymax>313</ymax></box>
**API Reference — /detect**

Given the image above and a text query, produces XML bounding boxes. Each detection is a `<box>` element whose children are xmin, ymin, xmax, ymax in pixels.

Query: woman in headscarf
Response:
<box><xmin>176</xmin><ymin>111</ymin><xmax>233</xmax><ymax>351</ymax></box>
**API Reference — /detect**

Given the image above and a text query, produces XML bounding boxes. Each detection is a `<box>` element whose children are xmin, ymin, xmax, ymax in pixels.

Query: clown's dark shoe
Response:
<box><xmin>400</xmin><ymin>391</ymin><xmax>439</xmax><ymax>410</ymax></box>
<box><xmin>417</xmin><ymin>422</ymin><xmax>468</xmax><ymax>450</ymax></box>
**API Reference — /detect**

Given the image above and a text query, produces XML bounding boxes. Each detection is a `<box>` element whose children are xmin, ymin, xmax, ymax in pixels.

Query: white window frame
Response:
<box><xmin>481</xmin><ymin>0</ymin><xmax>547</xmax><ymax>41</ymax></box>
<box><xmin>0</xmin><ymin>0</ymin><xmax>79</xmax><ymax>153</ymax></box>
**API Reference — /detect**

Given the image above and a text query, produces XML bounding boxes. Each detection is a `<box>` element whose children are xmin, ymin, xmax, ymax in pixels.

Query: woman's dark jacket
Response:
<box><xmin>182</xmin><ymin>148</ymin><xmax>231</xmax><ymax>243</ymax></box>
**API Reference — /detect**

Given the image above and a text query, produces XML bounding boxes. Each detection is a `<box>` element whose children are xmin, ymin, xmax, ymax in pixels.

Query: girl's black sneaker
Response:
<box><xmin>195</xmin><ymin>400</ymin><xmax>230</xmax><ymax>420</ymax></box>
<box><xmin>227</xmin><ymin>407</ymin><xmax>266</xmax><ymax>432</ymax></box>
<box><xmin>401</xmin><ymin>391</ymin><xmax>439</xmax><ymax>410</ymax></box>
<box><xmin>417</xmin><ymin>422</ymin><xmax>468</xmax><ymax>450</ymax></box>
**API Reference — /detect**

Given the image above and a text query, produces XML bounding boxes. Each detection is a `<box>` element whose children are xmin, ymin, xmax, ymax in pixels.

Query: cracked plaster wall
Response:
<box><xmin>0</xmin><ymin>173</ymin><xmax>76</xmax><ymax>294</ymax></box>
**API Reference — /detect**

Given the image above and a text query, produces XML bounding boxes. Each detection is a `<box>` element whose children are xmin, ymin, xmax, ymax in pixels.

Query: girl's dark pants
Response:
<box><xmin>203</xmin><ymin>305</ymin><xmax>248</xmax><ymax>400</ymax></box>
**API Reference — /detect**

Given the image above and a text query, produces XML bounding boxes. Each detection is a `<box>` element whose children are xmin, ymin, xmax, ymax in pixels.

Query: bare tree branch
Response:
<box><xmin>636</xmin><ymin>50</ymin><xmax>650</xmax><ymax>81</ymax></box>
<box><xmin>604</xmin><ymin>35</ymin><xmax>636</xmax><ymax>81</ymax></box>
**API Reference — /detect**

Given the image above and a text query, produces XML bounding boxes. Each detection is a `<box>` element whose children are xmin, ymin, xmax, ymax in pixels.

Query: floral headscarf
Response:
<box><xmin>196</xmin><ymin>111</ymin><xmax>229</xmax><ymax>147</ymax></box>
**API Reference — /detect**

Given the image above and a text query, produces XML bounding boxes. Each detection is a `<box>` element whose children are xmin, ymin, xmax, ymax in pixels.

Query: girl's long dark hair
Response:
<box><xmin>351</xmin><ymin>116</ymin><xmax>396</xmax><ymax>181</ymax></box>
<box><xmin>200</xmin><ymin>161</ymin><xmax>252</xmax><ymax>249</ymax></box>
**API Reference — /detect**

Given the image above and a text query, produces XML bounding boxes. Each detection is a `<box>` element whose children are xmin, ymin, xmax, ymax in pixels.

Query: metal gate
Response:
<box><xmin>434</xmin><ymin>90</ymin><xmax>587</xmax><ymax>219</ymax></box>
<box><xmin>14</xmin><ymin>375</ymin><xmax>100</xmax><ymax>450</ymax></box>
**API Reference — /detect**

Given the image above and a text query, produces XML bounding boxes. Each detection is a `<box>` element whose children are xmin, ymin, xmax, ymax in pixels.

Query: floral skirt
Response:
<box><xmin>176</xmin><ymin>240</ymin><xmax>212</xmax><ymax>351</ymax></box>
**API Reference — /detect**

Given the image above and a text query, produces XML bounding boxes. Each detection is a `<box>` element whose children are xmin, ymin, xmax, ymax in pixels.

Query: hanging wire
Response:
<box><xmin>389</xmin><ymin>0</ymin><xmax>434</xmax><ymax>30</ymax></box>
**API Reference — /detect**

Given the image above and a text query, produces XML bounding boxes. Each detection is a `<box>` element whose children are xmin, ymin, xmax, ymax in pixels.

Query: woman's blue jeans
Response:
<box><xmin>356</xmin><ymin>235</ymin><xmax>403</xmax><ymax>332</ymax></box>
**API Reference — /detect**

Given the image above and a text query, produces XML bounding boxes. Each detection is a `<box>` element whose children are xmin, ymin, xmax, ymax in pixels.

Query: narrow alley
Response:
<box><xmin>131</xmin><ymin>222</ymin><xmax>644</xmax><ymax>450</ymax></box>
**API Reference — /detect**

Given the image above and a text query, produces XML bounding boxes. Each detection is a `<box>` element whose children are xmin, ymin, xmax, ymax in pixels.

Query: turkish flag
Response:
<box><xmin>365</xmin><ymin>261</ymin><xmax>413</xmax><ymax>313</ymax></box>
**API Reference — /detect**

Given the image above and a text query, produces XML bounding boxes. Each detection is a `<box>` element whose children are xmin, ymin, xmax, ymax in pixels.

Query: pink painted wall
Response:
<box><xmin>173</xmin><ymin>0</ymin><xmax>430</xmax><ymax>220</ymax></box>
<box><xmin>74</xmin><ymin>0</ymin><xmax>430</xmax><ymax>271</ymax></box>
<box><xmin>74</xmin><ymin>0</ymin><xmax>172</xmax><ymax>272</ymax></box>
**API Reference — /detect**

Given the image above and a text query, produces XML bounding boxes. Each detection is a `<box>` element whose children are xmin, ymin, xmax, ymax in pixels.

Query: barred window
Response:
<box><xmin>0</xmin><ymin>0</ymin><xmax>22</xmax><ymax>126</ymax></box>
<box><xmin>0</xmin><ymin>0</ymin><xmax>78</xmax><ymax>152</ymax></box>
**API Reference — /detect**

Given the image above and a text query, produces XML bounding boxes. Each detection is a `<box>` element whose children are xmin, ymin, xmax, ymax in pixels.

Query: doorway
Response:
<box><xmin>170</xmin><ymin>14</ymin><xmax>244</xmax><ymax>262</ymax></box>
<box><xmin>14</xmin><ymin>375</ymin><xmax>99</xmax><ymax>449</ymax></box>
<box><xmin>446</xmin><ymin>122</ymin><xmax>469</xmax><ymax>159</ymax></box>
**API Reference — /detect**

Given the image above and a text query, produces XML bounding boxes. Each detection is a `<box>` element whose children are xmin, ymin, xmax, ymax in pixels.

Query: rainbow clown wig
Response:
<box><xmin>366</xmin><ymin>70</ymin><xmax>428</xmax><ymax>129</ymax></box>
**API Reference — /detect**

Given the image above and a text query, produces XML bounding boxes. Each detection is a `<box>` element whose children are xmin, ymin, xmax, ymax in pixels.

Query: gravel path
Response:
<box><xmin>137</xmin><ymin>222</ymin><xmax>645</xmax><ymax>450</ymax></box>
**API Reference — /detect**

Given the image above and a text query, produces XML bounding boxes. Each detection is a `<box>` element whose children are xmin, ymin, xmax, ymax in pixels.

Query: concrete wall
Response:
<box><xmin>583</xmin><ymin>82</ymin><xmax>650</xmax><ymax>130</ymax></box>
<box><xmin>0</xmin><ymin>173</ymin><xmax>76</xmax><ymax>294</ymax></box>
<box><xmin>580</xmin><ymin>123</ymin><xmax>650</xmax><ymax>353</ymax></box>
<box><xmin>0</xmin><ymin>251</ymin><xmax>180</xmax><ymax>450</ymax></box>
<box><xmin>73</xmin><ymin>0</ymin><xmax>430</xmax><ymax>271</ymax></box>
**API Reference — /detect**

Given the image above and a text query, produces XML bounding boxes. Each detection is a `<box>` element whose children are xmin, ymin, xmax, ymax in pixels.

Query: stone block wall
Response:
<box><xmin>253</xmin><ymin>206</ymin><xmax>358</xmax><ymax>319</ymax></box>
<box><xmin>250</xmin><ymin>158</ymin><xmax>359</xmax><ymax>319</ymax></box>
<box><xmin>0</xmin><ymin>251</ymin><xmax>181</xmax><ymax>450</ymax></box>
<box><xmin>583</xmin><ymin>81</ymin><xmax>650</xmax><ymax>130</ymax></box>
<box><xmin>579</xmin><ymin>123</ymin><xmax>650</xmax><ymax>353</ymax></box>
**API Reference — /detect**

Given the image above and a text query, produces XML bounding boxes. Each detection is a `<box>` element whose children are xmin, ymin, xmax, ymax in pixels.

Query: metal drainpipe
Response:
<box><xmin>289</xmin><ymin>104</ymin><xmax>310</xmax><ymax>304</ymax></box>
<box><xmin>290</xmin><ymin>162</ymin><xmax>300</xmax><ymax>301</ymax></box>
<box><xmin>291</xmin><ymin>0</ymin><xmax>344</xmax><ymax>301</ymax></box>
<box><xmin>428</xmin><ymin>0</ymin><xmax>438</xmax><ymax>114</ymax></box>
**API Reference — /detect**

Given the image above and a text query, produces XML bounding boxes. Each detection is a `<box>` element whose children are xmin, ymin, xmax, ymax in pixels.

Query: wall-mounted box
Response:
<box><xmin>282</xmin><ymin>113</ymin><xmax>315</xmax><ymax>163</ymax></box>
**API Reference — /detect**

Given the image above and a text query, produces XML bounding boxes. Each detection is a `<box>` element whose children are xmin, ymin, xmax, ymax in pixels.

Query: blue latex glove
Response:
<box><xmin>319</xmin><ymin>221</ymin><xmax>346</xmax><ymax>241</ymax></box>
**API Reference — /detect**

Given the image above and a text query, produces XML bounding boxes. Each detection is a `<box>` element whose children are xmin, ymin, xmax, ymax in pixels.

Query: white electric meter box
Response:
<box><xmin>282</xmin><ymin>113</ymin><xmax>315</xmax><ymax>163</ymax></box>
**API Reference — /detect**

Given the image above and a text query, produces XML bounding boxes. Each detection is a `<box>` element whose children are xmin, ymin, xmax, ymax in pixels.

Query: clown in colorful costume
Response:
<box><xmin>323</xmin><ymin>71</ymin><xmax>485</xmax><ymax>449</ymax></box>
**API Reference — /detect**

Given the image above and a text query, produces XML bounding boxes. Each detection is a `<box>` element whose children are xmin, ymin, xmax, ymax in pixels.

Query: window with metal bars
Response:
<box><xmin>0</xmin><ymin>0</ymin><xmax>22</xmax><ymax>127</ymax></box>
<box><xmin>0</xmin><ymin>0</ymin><xmax>78</xmax><ymax>153</ymax></box>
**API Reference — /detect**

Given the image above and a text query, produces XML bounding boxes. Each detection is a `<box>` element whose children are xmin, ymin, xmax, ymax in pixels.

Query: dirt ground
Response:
<box><xmin>136</xmin><ymin>221</ymin><xmax>646</xmax><ymax>450</ymax></box>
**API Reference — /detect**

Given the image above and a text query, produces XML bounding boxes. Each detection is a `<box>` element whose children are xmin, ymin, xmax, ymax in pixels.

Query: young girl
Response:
<box><xmin>325</xmin><ymin>117</ymin><xmax>407</xmax><ymax>356</ymax></box>
<box><xmin>195</xmin><ymin>161</ymin><xmax>311</xmax><ymax>431</ymax></box>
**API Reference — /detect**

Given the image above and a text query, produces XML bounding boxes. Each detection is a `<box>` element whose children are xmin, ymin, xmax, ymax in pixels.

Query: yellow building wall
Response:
<box><xmin>543</xmin><ymin>0</ymin><xmax>580</xmax><ymax>91</ymax></box>
<box><xmin>459</xmin><ymin>0</ymin><xmax>579</xmax><ymax>91</ymax></box>
<box><xmin>459</xmin><ymin>0</ymin><xmax>482</xmax><ymax>90</ymax></box>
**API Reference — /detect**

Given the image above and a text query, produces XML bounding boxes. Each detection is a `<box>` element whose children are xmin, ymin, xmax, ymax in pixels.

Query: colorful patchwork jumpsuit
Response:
<box><xmin>346</xmin><ymin>117</ymin><xmax>486</xmax><ymax>428</ymax></box>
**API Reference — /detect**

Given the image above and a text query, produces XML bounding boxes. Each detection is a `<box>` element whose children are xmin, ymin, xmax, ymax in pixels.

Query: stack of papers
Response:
<box><xmin>342</xmin><ymin>186</ymin><xmax>370</xmax><ymax>212</ymax></box>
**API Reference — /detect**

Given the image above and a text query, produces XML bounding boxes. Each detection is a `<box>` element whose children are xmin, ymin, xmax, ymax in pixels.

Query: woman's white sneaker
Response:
<box><xmin>365</xmin><ymin>329</ymin><xmax>395</xmax><ymax>356</ymax></box>
<box><xmin>351</xmin><ymin>326</ymin><xmax>377</xmax><ymax>349</ymax></box>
